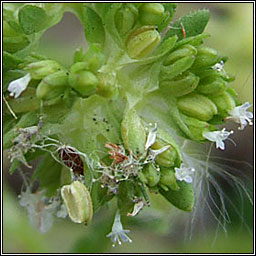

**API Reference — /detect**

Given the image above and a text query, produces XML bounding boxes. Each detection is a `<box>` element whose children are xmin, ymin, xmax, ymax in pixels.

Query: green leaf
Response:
<box><xmin>3</xmin><ymin>35</ymin><xmax>29</xmax><ymax>53</ymax></box>
<box><xmin>80</xmin><ymin>6</ymin><xmax>105</xmax><ymax>47</ymax></box>
<box><xmin>32</xmin><ymin>153</ymin><xmax>62</xmax><ymax>197</ymax></box>
<box><xmin>90</xmin><ymin>181</ymin><xmax>114</xmax><ymax>213</ymax></box>
<box><xmin>166</xmin><ymin>9</ymin><xmax>210</xmax><ymax>41</ymax></box>
<box><xmin>18</xmin><ymin>5</ymin><xmax>47</xmax><ymax>35</ymax></box>
<box><xmin>159</xmin><ymin>181</ymin><xmax>194</xmax><ymax>212</ymax></box>
<box><xmin>117</xmin><ymin>181</ymin><xmax>136</xmax><ymax>215</ymax></box>
<box><xmin>3</xmin><ymin>51</ymin><xmax>25</xmax><ymax>70</ymax></box>
<box><xmin>158</xmin><ymin>3</ymin><xmax>177</xmax><ymax>31</ymax></box>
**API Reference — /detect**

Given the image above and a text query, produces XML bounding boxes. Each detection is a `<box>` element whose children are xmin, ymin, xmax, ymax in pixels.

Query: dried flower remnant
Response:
<box><xmin>58</xmin><ymin>146</ymin><xmax>84</xmax><ymax>176</ymax></box>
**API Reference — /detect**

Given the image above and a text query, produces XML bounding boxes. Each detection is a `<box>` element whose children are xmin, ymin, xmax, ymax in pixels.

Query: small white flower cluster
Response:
<box><xmin>202</xmin><ymin>102</ymin><xmax>253</xmax><ymax>150</ymax></box>
<box><xmin>19</xmin><ymin>188</ymin><xmax>67</xmax><ymax>233</ymax></box>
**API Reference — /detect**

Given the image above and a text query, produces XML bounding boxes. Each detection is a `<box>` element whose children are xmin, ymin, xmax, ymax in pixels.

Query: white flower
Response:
<box><xmin>212</xmin><ymin>60</ymin><xmax>224</xmax><ymax>71</ymax></box>
<box><xmin>203</xmin><ymin>128</ymin><xmax>233</xmax><ymax>150</ymax></box>
<box><xmin>175</xmin><ymin>163</ymin><xmax>195</xmax><ymax>183</ymax></box>
<box><xmin>7</xmin><ymin>73</ymin><xmax>31</xmax><ymax>98</ymax></box>
<box><xmin>106</xmin><ymin>211</ymin><xmax>132</xmax><ymax>247</ymax></box>
<box><xmin>227</xmin><ymin>102</ymin><xmax>253</xmax><ymax>130</ymax></box>
<box><xmin>19</xmin><ymin>189</ymin><xmax>59</xmax><ymax>233</ymax></box>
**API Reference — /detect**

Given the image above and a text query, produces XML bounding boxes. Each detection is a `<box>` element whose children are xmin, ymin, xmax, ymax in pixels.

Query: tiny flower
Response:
<box><xmin>212</xmin><ymin>60</ymin><xmax>224</xmax><ymax>71</ymax></box>
<box><xmin>203</xmin><ymin>128</ymin><xmax>234</xmax><ymax>150</ymax></box>
<box><xmin>227</xmin><ymin>102</ymin><xmax>253</xmax><ymax>130</ymax></box>
<box><xmin>106</xmin><ymin>211</ymin><xmax>132</xmax><ymax>247</ymax></box>
<box><xmin>175</xmin><ymin>163</ymin><xmax>195</xmax><ymax>183</ymax></box>
<box><xmin>7</xmin><ymin>73</ymin><xmax>31</xmax><ymax>98</ymax></box>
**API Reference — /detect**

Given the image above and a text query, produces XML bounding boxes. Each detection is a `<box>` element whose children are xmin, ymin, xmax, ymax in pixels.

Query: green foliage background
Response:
<box><xmin>3</xmin><ymin>3</ymin><xmax>253</xmax><ymax>253</ymax></box>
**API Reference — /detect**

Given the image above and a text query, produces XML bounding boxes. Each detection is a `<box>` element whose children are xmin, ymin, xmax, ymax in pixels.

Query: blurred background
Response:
<box><xmin>3</xmin><ymin>3</ymin><xmax>254</xmax><ymax>253</ymax></box>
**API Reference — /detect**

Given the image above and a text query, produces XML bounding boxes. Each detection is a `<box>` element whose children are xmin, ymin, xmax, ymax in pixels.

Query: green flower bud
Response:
<box><xmin>126</xmin><ymin>26</ymin><xmax>161</xmax><ymax>59</ymax></box>
<box><xmin>25</xmin><ymin>60</ymin><xmax>63</xmax><ymax>80</ymax></box>
<box><xmin>195</xmin><ymin>68</ymin><xmax>233</xmax><ymax>82</ymax></box>
<box><xmin>177</xmin><ymin>93</ymin><xmax>218</xmax><ymax>121</ymax></box>
<box><xmin>160</xmin><ymin>72</ymin><xmax>199</xmax><ymax>97</ymax></box>
<box><xmin>208</xmin><ymin>91</ymin><xmax>236</xmax><ymax>115</ymax></box>
<box><xmin>74</xmin><ymin>45</ymin><xmax>106</xmax><ymax>73</ymax></box>
<box><xmin>70</xmin><ymin>62</ymin><xmax>89</xmax><ymax>74</ymax></box>
<box><xmin>161</xmin><ymin>56</ymin><xmax>196</xmax><ymax>81</ymax></box>
<box><xmin>69</xmin><ymin>70</ymin><xmax>98</xmax><ymax>97</ymax></box>
<box><xmin>121</xmin><ymin>108</ymin><xmax>146</xmax><ymax>155</ymax></box>
<box><xmin>151</xmin><ymin>129</ymin><xmax>182</xmax><ymax>168</ymax></box>
<box><xmin>140</xmin><ymin>164</ymin><xmax>160</xmax><ymax>187</ymax></box>
<box><xmin>196</xmin><ymin>76</ymin><xmax>228</xmax><ymax>95</ymax></box>
<box><xmin>139</xmin><ymin>3</ymin><xmax>165</xmax><ymax>26</ymax></box>
<box><xmin>163</xmin><ymin>45</ymin><xmax>197</xmax><ymax>66</ymax></box>
<box><xmin>191</xmin><ymin>46</ymin><xmax>220</xmax><ymax>70</ymax></box>
<box><xmin>61</xmin><ymin>181</ymin><xmax>93</xmax><ymax>225</ymax></box>
<box><xmin>115</xmin><ymin>5</ymin><xmax>137</xmax><ymax>35</ymax></box>
<box><xmin>180</xmin><ymin>114</ymin><xmax>215</xmax><ymax>141</ymax></box>
<box><xmin>160</xmin><ymin>45</ymin><xmax>197</xmax><ymax>81</ymax></box>
<box><xmin>82</xmin><ymin>45</ymin><xmax>106</xmax><ymax>73</ymax></box>
<box><xmin>97</xmin><ymin>71</ymin><xmax>118</xmax><ymax>98</ymax></box>
<box><xmin>159</xmin><ymin>167</ymin><xmax>179</xmax><ymax>191</ymax></box>
<box><xmin>36</xmin><ymin>70</ymin><xmax>68</xmax><ymax>100</ymax></box>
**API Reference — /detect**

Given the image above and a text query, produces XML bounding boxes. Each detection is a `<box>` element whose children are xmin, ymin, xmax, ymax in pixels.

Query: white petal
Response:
<box><xmin>216</xmin><ymin>139</ymin><xmax>225</xmax><ymax>150</ymax></box>
<box><xmin>8</xmin><ymin>73</ymin><xmax>31</xmax><ymax>98</ymax></box>
<box><xmin>184</xmin><ymin>176</ymin><xmax>193</xmax><ymax>183</ymax></box>
<box><xmin>145</xmin><ymin>123</ymin><xmax>157</xmax><ymax>150</ymax></box>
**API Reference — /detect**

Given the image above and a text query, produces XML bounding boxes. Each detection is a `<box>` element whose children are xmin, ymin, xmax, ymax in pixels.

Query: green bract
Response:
<box><xmin>3</xmin><ymin>3</ymin><xmax>250</xmax><ymax>243</ymax></box>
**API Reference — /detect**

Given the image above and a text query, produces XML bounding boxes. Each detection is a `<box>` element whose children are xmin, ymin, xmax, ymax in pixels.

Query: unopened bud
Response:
<box><xmin>121</xmin><ymin>108</ymin><xmax>146</xmax><ymax>155</ymax></box>
<box><xmin>69</xmin><ymin>70</ymin><xmax>98</xmax><ymax>97</ymax></box>
<box><xmin>25</xmin><ymin>60</ymin><xmax>63</xmax><ymax>80</ymax></box>
<box><xmin>177</xmin><ymin>92</ymin><xmax>217</xmax><ymax>121</ymax></box>
<box><xmin>151</xmin><ymin>129</ymin><xmax>182</xmax><ymax>168</ymax></box>
<box><xmin>208</xmin><ymin>91</ymin><xmax>236</xmax><ymax>114</ymax></box>
<box><xmin>163</xmin><ymin>45</ymin><xmax>197</xmax><ymax>66</ymax></box>
<box><xmin>36</xmin><ymin>70</ymin><xmax>68</xmax><ymax>100</ymax></box>
<box><xmin>160</xmin><ymin>72</ymin><xmax>199</xmax><ymax>97</ymax></box>
<box><xmin>139</xmin><ymin>3</ymin><xmax>165</xmax><ymax>26</ymax></box>
<box><xmin>115</xmin><ymin>5</ymin><xmax>137</xmax><ymax>35</ymax></box>
<box><xmin>97</xmin><ymin>71</ymin><xmax>118</xmax><ymax>98</ymax></box>
<box><xmin>141</xmin><ymin>164</ymin><xmax>160</xmax><ymax>187</ymax></box>
<box><xmin>126</xmin><ymin>26</ymin><xmax>160</xmax><ymax>59</ymax></box>
<box><xmin>196</xmin><ymin>76</ymin><xmax>228</xmax><ymax>95</ymax></box>
<box><xmin>159</xmin><ymin>167</ymin><xmax>179</xmax><ymax>191</ymax></box>
<box><xmin>192</xmin><ymin>46</ymin><xmax>220</xmax><ymax>70</ymax></box>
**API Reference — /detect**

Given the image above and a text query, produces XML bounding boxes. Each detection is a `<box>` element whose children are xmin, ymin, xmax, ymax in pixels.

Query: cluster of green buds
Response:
<box><xmin>3</xmin><ymin>2</ymin><xmax>253</xmax><ymax>247</ymax></box>
<box><xmin>159</xmin><ymin>40</ymin><xmax>238</xmax><ymax>144</ymax></box>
